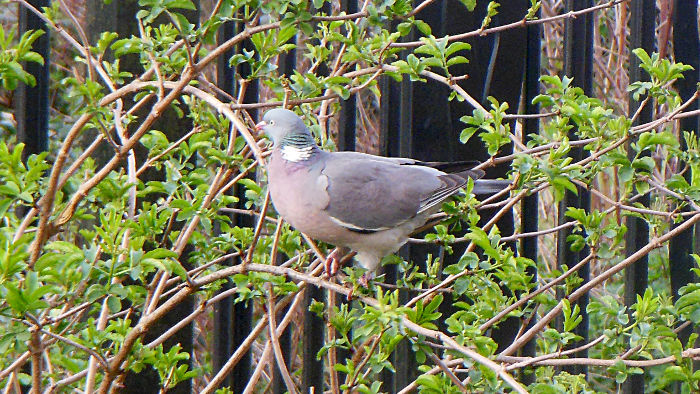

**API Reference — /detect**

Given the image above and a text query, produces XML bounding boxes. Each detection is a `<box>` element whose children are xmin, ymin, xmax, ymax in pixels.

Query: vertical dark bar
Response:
<box><xmin>271</xmin><ymin>24</ymin><xmax>297</xmax><ymax>394</ymax></box>
<box><xmin>302</xmin><ymin>286</ymin><xmax>325</xmax><ymax>392</ymax></box>
<box><xmin>16</xmin><ymin>2</ymin><xmax>49</xmax><ymax>389</ymax></box>
<box><xmin>520</xmin><ymin>2</ymin><xmax>541</xmax><ymax>385</ymax></box>
<box><xmin>378</xmin><ymin>70</ymin><xmax>401</xmax><ymax>392</ymax></box>
<box><xmin>670</xmin><ymin>0</ymin><xmax>699</xmax><ymax>349</ymax></box>
<box><xmin>271</xmin><ymin>255</ymin><xmax>293</xmax><ymax>394</ymax></box>
<box><xmin>271</xmin><ymin>33</ymin><xmax>296</xmax><ymax>394</ymax></box>
<box><xmin>86</xmin><ymin>0</ymin><xmax>141</xmax><ymax>171</ymax></box>
<box><xmin>623</xmin><ymin>1</ymin><xmax>656</xmax><ymax>393</ymax></box>
<box><xmin>212</xmin><ymin>10</ymin><xmax>260</xmax><ymax>391</ymax></box>
<box><xmin>330</xmin><ymin>1</ymin><xmax>357</xmax><ymax>388</ymax></box>
<box><xmin>404</xmin><ymin>0</ymin><xmax>525</xmax><ymax>385</ymax></box>
<box><xmin>521</xmin><ymin>0</ymin><xmax>541</xmax><ymax>303</ymax></box>
<box><xmin>302</xmin><ymin>4</ymin><xmax>330</xmax><ymax>392</ymax></box>
<box><xmin>211</xmin><ymin>290</ymin><xmax>233</xmax><ymax>387</ymax></box>
<box><xmin>337</xmin><ymin>0</ymin><xmax>357</xmax><ymax>153</ymax></box>
<box><xmin>15</xmin><ymin>0</ymin><xmax>50</xmax><ymax>161</ymax></box>
<box><xmin>392</xmin><ymin>69</ymin><xmax>415</xmax><ymax>393</ymax></box>
<box><xmin>117</xmin><ymin>2</ymin><xmax>199</xmax><ymax>392</ymax></box>
<box><xmin>337</xmin><ymin>96</ymin><xmax>357</xmax><ymax>152</ymax></box>
<box><xmin>231</xmin><ymin>14</ymin><xmax>259</xmax><ymax>393</ymax></box>
<box><xmin>376</xmin><ymin>16</ymin><xmax>418</xmax><ymax>393</ymax></box>
<box><xmin>558</xmin><ymin>0</ymin><xmax>593</xmax><ymax>377</ymax></box>
<box><xmin>228</xmin><ymin>123</ymin><xmax>254</xmax><ymax>392</ymax></box>
<box><xmin>212</xmin><ymin>18</ymin><xmax>237</xmax><ymax>391</ymax></box>
<box><xmin>389</xmin><ymin>10</ymin><xmax>416</xmax><ymax>391</ymax></box>
<box><xmin>444</xmin><ymin>0</ymin><xmax>524</xmax><ymax>355</ymax></box>
<box><xmin>277</xmin><ymin>36</ymin><xmax>297</xmax><ymax>78</ymax></box>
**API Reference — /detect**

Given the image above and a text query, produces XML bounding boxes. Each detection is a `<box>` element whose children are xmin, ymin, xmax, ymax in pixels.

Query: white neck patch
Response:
<box><xmin>281</xmin><ymin>145</ymin><xmax>314</xmax><ymax>162</ymax></box>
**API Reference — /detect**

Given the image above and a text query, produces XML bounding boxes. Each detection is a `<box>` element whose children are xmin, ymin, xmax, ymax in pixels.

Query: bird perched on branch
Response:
<box><xmin>256</xmin><ymin>108</ymin><xmax>509</xmax><ymax>283</ymax></box>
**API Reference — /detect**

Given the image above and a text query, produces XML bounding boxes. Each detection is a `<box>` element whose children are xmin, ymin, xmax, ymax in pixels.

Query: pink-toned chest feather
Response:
<box><xmin>266</xmin><ymin>150</ymin><xmax>340</xmax><ymax>240</ymax></box>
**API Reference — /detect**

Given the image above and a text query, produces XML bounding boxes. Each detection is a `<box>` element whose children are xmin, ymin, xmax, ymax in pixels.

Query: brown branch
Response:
<box><xmin>26</xmin><ymin>11</ymin><xmax>274</xmax><ymax>262</ymax></box>
<box><xmin>344</xmin><ymin>332</ymin><xmax>384</xmax><ymax>392</ymax></box>
<box><xmin>202</xmin><ymin>264</ymin><xmax>320</xmax><ymax>394</ymax></box>
<box><xmin>37</xmin><ymin>328</ymin><xmax>108</xmax><ymax>370</ymax></box>
<box><xmin>30</xmin><ymin>328</ymin><xmax>41</xmax><ymax>394</ymax></box>
<box><xmin>391</xmin><ymin>0</ymin><xmax>628</xmax><ymax>48</ymax></box>
<box><xmin>407</xmin><ymin>0</ymin><xmax>438</xmax><ymax>17</ymax></box>
<box><xmin>499</xmin><ymin>211</ymin><xmax>700</xmax><ymax>357</ymax></box>
<box><xmin>244</xmin><ymin>190</ymin><xmax>272</xmax><ymax>264</ymax></box>
<box><xmin>327</xmin><ymin>289</ymin><xmax>341</xmax><ymax>393</ymax></box>
<box><xmin>28</xmin><ymin>113</ymin><xmax>92</xmax><ymax>265</ymax></box>
<box><xmin>480</xmin><ymin>253</ymin><xmax>596</xmax><ymax>332</ymax></box>
<box><xmin>405</xmin><ymin>188</ymin><xmax>529</xmax><ymax>308</ymax></box>
<box><xmin>503</xmin><ymin>334</ymin><xmax>606</xmax><ymax>371</ymax></box>
<box><xmin>423</xmin><ymin>346</ymin><xmax>468</xmax><ymax>391</ymax></box>
<box><xmin>0</xmin><ymin>352</ymin><xmax>31</xmax><ymax>383</ymax></box>
<box><xmin>266</xmin><ymin>288</ymin><xmax>298</xmax><ymax>394</ymax></box>
<box><xmin>146</xmin><ymin>286</ymin><xmax>238</xmax><ymax>349</ymax></box>
<box><xmin>239</xmin><ymin>290</ymin><xmax>308</xmax><ymax>394</ymax></box>
<box><xmin>499</xmin><ymin>354</ymin><xmax>677</xmax><ymax>368</ymax></box>
<box><xmin>200</xmin><ymin>312</ymin><xmax>271</xmax><ymax>394</ymax></box>
<box><xmin>192</xmin><ymin>263</ymin><xmax>527</xmax><ymax>393</ymax></box>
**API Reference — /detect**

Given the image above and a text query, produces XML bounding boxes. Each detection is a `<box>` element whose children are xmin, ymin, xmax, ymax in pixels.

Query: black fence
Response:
<box><xmin>11</xmin><ymin>0</ymin><xmax>699</xmax><ymax>392</ymax></box>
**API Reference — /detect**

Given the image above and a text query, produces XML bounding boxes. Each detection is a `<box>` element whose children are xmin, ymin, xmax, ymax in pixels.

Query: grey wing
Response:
<box><xmin>331</xmin><ymin>151</ymin><xmax>484</xmax><ymax>175</ymax></box>
<box><xmin>321</xmin><ymin>156</ymin><xmax>467</xmax><ymax>232</ymax></box>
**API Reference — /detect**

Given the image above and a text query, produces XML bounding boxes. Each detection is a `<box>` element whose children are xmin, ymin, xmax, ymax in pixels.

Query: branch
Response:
<box><xmin>391</xmin><ymin>0</ymin><xmax>628</xmax><ymax>48</ymax></box>
<box><xmin>266</xmin><ymin>288</ymin><xmax>298</xmax><ymax>394</ymax></box>
<box><xmin>499</xmin><ymin>211</ymin><xmax>700</xmax><ymax>357</ymax></box>
<box><xmin>30</xmin><ymin>328</ymin><xmax>41</xmax><ymax>394</ymax></box>
<box><xmin>195</xmin><ymin>263</ymin><xmax>527</xmax><ymax>393</ymax></box>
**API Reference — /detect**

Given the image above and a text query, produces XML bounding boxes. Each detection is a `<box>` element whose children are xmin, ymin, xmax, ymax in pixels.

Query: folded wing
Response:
<box><xmin>320</xmin><ymin>153</ymin><xmax>483</xmax><ymax>232</ymax></box>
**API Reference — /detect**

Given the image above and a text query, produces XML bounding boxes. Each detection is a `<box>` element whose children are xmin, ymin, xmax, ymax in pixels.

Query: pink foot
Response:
<box><xmin>325</xmin><ymin>249</ymin><xmax>342</xmax><ymax>277</ymax></box>
<box><xmin>324</xmin><ymin>248</ymin><xmax>355</xmax><ymax>277</ymax></box>
<box><xmin>358</xmin><ymin>272</ymin><xmax>371</xmax><ymax>288</ymax></box>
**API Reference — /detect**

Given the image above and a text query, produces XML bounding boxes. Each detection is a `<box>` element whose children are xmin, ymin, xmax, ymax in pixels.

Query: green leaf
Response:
<box><xmin>106</xmin><ymin>295</ymin><xmax>122</xmax><ymax>313</ymax></box>
<box><xmin>638</xmin><ymin>131</ymin><xmax>678</xmax><ymax>150</ymax></box>
<box><xmin>663</xmin><ymin>365</ymin><xmax>687</xmax><ymax>382</ymax></box>
<box><xmin>457</xmin><ymin>0</ymin><xmax>477</xmax><ymax>11</ymax></box>
<box><xmin>446</xmin><ymin>56</ymin><xmax>469</xmax><ymax>67</ymax></box>
<box><xmin>4</xmin><ymin>283</ymin><xmax>27</xmax><ymax>312</ymax></box>
<box><xmin>459</xmin><ymin>127</ymin><xmax>477</xmax><ymax>144</ymax></box>
<box><xmin>167</xmin><ymin>0</ymin><xmax>196</xmax><ymax>10</ymax></box>
<box><xmin>631</xmin><ymin>156</ymin><xmax>655</xmax><ymax>172</ymax></box>
<box><xmin>142</xmin><ymin>248</ymin><xmax>178</xmax><ymax>260</ymax></box>
<box><xmin>20</xmin><ymin>52</ymin><xmax>44</xmax><ymax>65</ymax></box>
<box><xmin>632</xmin><ymin>48</ymin><xmax>652</xmax><ymax>68</ymax></box>
<box><xmin>414</xmin><ymin>20</ymin><xmax>432</xmax><ymax>36</ymax></box>
<box><xmin>445</xmin><ymin>42</ymin><xmax>471</xmax><ymax>57</ymax></box>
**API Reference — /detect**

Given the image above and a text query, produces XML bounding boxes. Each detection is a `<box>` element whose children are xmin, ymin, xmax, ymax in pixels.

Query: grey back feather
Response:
<box><xmin>320</xmin><ymin>153</ymin><xmax>485</xmax><ymax>231</ymax></box>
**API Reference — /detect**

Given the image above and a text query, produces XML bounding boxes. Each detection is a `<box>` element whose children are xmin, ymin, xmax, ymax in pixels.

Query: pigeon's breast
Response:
<box><xmin>266</xmin><ymin>150</ymin><xmax>337</xmax><ymax>240</ymax></box>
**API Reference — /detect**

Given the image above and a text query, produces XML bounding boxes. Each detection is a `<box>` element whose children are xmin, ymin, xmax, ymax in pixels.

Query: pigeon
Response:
<box><xmin>256</xmin><ymin>108</ymin><xmax>509</xmax><ymax>280</ymax></box>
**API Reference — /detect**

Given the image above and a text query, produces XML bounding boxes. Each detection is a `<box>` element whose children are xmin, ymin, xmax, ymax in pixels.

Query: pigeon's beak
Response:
<box><xmin>254</xmin><ymin>121</ymin><xmax>267</xmax><ymax>135</ymax></box>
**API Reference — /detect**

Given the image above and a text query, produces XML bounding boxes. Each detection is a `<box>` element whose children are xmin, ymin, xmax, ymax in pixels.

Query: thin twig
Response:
<box><xmin>499</xmin><ymin>212</ymin><xmax>700</xmax><ymax>357</ymax></box>
<box><xmin>391</xmin><ymin>0</ymin><xmax>627</xmax><ymax>48</ymax></box>
<box><xmin>266</xmin><ymin>287</ymin><xmax>298</xmax><ymax>394</ymax></box>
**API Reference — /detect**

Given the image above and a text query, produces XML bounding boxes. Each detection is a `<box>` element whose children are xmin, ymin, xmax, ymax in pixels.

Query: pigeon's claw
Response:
<box><xmin>324</xmin><ymin>248</ymin><xmax>355</xmax><ymax>277</ymax></box>
<box><xmin>325</xmin><ymin>248</ymin><xmax>342</xmax><ymax>277</ymax></box>
<box><xmin>358</xmin><ymin>272</ymin><xmax>371</xmax><ymax>288</ymax></box>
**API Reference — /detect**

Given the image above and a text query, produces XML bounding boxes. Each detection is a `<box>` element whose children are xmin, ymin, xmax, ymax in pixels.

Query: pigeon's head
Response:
<box><xmin>256</xmin><ymin>108</ymin><xmax>310</xmax><ymax>146</ymax></box>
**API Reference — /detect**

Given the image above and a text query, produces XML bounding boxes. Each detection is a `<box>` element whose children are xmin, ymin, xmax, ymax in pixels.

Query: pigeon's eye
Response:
<box><xmin>269</xmin><ymin>120</ymin><xmax>275</xmax><ymax>126</ymax></box>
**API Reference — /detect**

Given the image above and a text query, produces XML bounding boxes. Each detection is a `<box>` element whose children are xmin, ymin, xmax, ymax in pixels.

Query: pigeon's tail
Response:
<box><xmin>472</xmin><ymin>179</ymin><xmax>511</xmax><ymax>195</ymax></box>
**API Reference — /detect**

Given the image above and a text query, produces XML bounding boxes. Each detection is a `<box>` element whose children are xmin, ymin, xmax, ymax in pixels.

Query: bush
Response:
<box><xmin>1</xmin><ymin>1</ymin><xmax>699</xmax><ymax>392</ymax></box>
